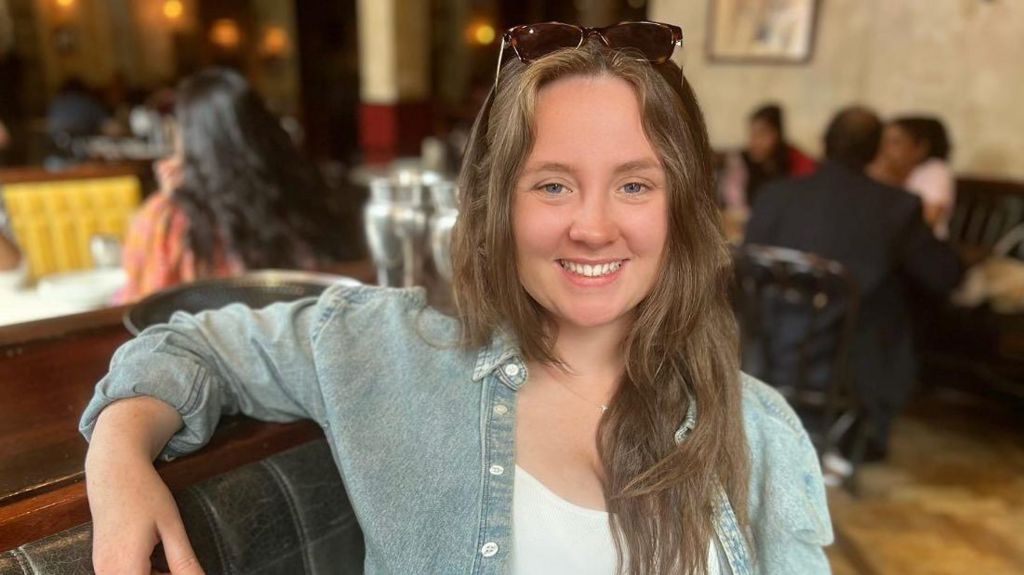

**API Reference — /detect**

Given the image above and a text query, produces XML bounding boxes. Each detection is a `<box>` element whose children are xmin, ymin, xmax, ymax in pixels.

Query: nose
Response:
<box><xmin>567</xmin><ymin>191</ymin><xmax>619</xmax><ymax>247</ymax></box>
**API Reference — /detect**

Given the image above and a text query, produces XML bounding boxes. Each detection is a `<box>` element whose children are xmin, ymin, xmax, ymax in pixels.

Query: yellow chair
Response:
<box><xmin>2</xmin><ymin>176</ymin><xmax>141</xmax><ymax>279</ymax></box>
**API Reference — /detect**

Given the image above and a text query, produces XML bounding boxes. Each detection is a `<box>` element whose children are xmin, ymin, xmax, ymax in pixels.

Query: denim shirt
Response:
<box><xmin>80</xmin><ymin>285</ymin><xmax>833</xmax><ymax>574</ymax></box>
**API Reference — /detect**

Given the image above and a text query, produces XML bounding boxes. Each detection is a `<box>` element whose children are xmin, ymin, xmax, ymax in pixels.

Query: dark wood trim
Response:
<box><xmin>956</xmin><ymin>176</ymin><xmax>1024</xmax><ymax>198</ymax></box>
<box><xmin>0</xmin><ymin>313</ymin><xmax>132</xmax><ymax>505</ymax></box>
<box><xmin>0</xmin><ymin>163</ymin><xmax>142</xmax><ymax>185</ymax></box>
<box><xmin>0</xmin><ymin>296</ymin><xmax>332</xmax><ymax>552</ymax></box>
<box><xmin>0</xmin><ymin>305</ymin><xmax>129</xmax><ymax>349</ymax></box>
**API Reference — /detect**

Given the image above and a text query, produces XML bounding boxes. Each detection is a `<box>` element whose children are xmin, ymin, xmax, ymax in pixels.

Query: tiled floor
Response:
<box><xmin>825</xmin><ymin>389</ymin><xmax>1024</xmax><ymax>574</ymax></box>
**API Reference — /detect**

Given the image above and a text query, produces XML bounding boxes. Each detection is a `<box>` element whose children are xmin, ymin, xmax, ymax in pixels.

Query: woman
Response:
<box><xmin>82</xmin><ymin>24</ymin><xmax>830</xmax><ymax>575</ymax></box>
<box><xmin>869</xmin><ymin>116</ymin><xmax>955</xmax><ymax>239</ymax></box>
<box><xmin>117</xmin><ymin>69</ymin><xmax>356</xmax><ymax>302</ymax></box>
<box><xmin>721</xmin><ymin>104</ymin><xmax>817</xmax><ymax>214</ymax></box>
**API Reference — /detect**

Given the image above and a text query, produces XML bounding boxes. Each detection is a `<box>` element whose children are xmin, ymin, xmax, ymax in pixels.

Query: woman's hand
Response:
<box><xmin>87</xmin><ymin>454</ymin><xmax>203</xmax><ymax>574</ymax></box>
<box><xmin>84</xmin><ymin>397</ymin><xmax>202</xmax><ymax>574</ymax></box>
<box><xmin>154</xmin><ymin>155</ymin><xmax>183</xmax><ymax>196</ymax></box>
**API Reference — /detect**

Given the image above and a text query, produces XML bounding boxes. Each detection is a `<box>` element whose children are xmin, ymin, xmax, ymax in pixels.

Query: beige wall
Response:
<box><xmin>652</xmin><ymin>0</ymin><xmax>1024</xmax><ymax>180</ymax></box>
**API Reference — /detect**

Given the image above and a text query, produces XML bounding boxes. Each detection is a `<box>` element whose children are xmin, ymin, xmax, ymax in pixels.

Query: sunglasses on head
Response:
<box><xmin>494</xmin><ymin>21</ymin><xmax>683</xmax><ymax>85</ymax></box>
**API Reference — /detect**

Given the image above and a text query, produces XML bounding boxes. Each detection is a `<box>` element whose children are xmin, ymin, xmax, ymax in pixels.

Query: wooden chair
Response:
<box><xmin>733</xmin><ymin>245</ymin><xmax>864</xmax><ymax>461</ymax></box>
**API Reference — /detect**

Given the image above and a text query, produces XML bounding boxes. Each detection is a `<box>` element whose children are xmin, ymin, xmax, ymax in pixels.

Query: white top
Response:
<box><xmin>906</xmin><ymin>158</ymin><xmax>956</xmax><ymax>240</ymax></box>
<box><xmin>510</xmin><ymin>465</ymin><xmax>721</xmax><ymax>574</ymax></box>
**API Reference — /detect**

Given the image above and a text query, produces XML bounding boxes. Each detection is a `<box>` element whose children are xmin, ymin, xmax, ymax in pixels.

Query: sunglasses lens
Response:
<box><xmin>603</xmin><ymin>23</ymin><xmax>675</xmax><ymax>63</ymax></box>
<box><xmin>512</xmin><ymin>23</ymin><xmax>583</xmax><ymax>61</ymax></box>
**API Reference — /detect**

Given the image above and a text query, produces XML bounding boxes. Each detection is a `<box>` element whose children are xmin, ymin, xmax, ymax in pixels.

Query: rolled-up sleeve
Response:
<box><xmin>79</xmin><ymin>285</ymin><xmax>347</xmax><ymax>460</ymax></box>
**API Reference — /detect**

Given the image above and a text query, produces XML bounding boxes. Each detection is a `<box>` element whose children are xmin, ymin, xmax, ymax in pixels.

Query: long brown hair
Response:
<box><xmin>451</xmin><ymin>42</ymin><xmax>750</xmax><ymax>575</ymax></box>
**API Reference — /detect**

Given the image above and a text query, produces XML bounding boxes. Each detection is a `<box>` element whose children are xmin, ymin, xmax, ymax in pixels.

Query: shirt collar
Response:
<box><xmin>472</xmin><ymin>327</ymin><xmax>700</xmax><ymax>443</ymax></box>
<box><xmin>472</xmin><ymin>325</ymin><xmax>526</xmax><ymax>388</ymax></box>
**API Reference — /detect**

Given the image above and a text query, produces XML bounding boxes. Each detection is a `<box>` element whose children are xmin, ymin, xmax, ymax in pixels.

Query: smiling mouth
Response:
<box><xmin>557</xmin><ymin>259</ymin><xmax>625</xmax><ymax>278</ymax></box>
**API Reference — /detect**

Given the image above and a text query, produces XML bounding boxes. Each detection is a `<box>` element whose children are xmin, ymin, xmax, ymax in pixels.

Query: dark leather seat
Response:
<box><xmin>0</xmin><ymin>440</ymin><xmax>365</xmax><ymax>574</ymax></box>
<box><xmin>919</xmin><ymin>177</ymin><xmax>1024</xmax><ymax>401</ymax></box>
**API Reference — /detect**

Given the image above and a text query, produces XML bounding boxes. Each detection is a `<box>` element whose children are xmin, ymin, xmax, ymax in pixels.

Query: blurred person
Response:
<box><xmin>45</xmin><ymin>78</ymin><xmax>112</xmax><ymax>168</ymax></box>
<box><xmin>117</xmin><ymin>68</ymin><xmax>356</xmax><ymax>302</ymax></box>
<box><xmin>47</xmin><ymin>78</ymin><xmax>110</xmax><ymax>138</ymax></box>
<box><xmin>0</xmin><ymin>233</ymin><xmax>19</xmax><ymax>271</ymax></box>
<box><xmin>98</xmin><ymin>72</ymin><xmax>137</xmax><ymax>138</ymax></box>
<box><xmin>721</xmin><ymin>103</ymin><xmax>817</xmax><ymax>214</ymax></box>
<box><xmin>0</xmin><ymin>41</ymin><xmax>24</xmax><ymax>166</ymax></box>
<box><xmin>0</xmin><ymin>185</ymin><xmax>20</xmax><ymax>271</ymax></box>
<box><xmin>869</xmin><ymin>116</ymin><xmax>956</xmax><ymax>239</ymax></box>
<box><xmin>81</xmin><ymin>28</ymin><xmax>832</xmax><ymax>575</ymax></box>
<box><xmin>745</xmin><ymin>106</ymin><xmax>962</xmax><ymax>460</ymax></box>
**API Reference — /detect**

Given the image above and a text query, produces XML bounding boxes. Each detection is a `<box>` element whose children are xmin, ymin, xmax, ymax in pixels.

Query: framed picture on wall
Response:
<box><xmin>707</xmin><ymin>0</ymin><xmax>820</xmax><ymax>64</ymax></box>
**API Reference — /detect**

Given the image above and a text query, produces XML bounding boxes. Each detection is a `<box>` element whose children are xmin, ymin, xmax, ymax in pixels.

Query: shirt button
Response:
<box><xmin>493</xmin><ymin>404</ymin><xmax>508</xmax><ymax>415</ymax></box>
<box><xmin>480</xmin><ymin>542</ymin><xmax>499</xmax><ymax>557</ymax></box>
<box><xmin>489</xmin><ymin>464</ymin><xmax>504</xmax><ymax>476</ymax></box>
<box><xmin>503</xmin><ymin>363</ymin><xmax>520</xmax><ymax>378</ymax></box>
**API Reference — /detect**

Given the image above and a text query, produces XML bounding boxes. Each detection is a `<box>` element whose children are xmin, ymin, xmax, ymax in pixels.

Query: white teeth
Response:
<box><xmin>559</xmin><ymin>260</ymin><xmax>623</xmax><ymax>278</ymax></box>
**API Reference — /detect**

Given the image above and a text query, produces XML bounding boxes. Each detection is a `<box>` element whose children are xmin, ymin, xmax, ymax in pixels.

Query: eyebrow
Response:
<box><xmin>522</xmin><ymin>159</ymin><xmax>662</xmax><ymax>177</ymax></box>
<box><xmin>611</xmin><ymin>159</ymin><xmax>662</xmax><ymax>175</ymax></box>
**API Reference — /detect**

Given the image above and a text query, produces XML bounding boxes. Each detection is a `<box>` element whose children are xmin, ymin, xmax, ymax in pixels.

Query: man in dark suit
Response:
<box><xmin>744</xmin><ymin>106</ymin><xmax>962</xmax><ymax>458</ymax></box>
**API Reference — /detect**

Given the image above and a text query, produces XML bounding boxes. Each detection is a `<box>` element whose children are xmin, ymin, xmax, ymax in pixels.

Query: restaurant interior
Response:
<box><xmin>1</xmin><ymin>0</ymin><xmax>1022</xmax><ymax>573</ymax></box>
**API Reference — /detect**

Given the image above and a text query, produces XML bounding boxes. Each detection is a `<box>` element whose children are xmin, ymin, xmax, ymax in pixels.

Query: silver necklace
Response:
<box><xmin>549</xmin><ymin>377</ymin><xmax>609</xmax><ymax>413</ymax></box>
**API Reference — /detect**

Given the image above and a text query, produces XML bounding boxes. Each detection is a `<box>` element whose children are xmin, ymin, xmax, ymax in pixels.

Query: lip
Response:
<box><xmin>558</xmin><ymin>258</ymin><xmax>626</xmax><ymax>265</ymax></box>
<box><xmin>556</xmin><ymin>258</ymin><xmax>627</xmax><ymax>287</ymax></box>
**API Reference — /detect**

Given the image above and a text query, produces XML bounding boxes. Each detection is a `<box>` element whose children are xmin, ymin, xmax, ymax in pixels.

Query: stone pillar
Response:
<box><xmin>356</xmin><ymin>0</ymin><xmax>431</xmax><ymax>164</ymax></box>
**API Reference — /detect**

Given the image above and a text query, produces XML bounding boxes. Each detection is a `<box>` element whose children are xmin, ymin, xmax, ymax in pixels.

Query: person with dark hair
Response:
<box><xmin>823</xmin><ymin>106</ymin><xmax>884</xmax><ymax>169</ymax></box>
<box><xmin>745</xmin><ymin>106</ymin><xmax>962</xmax><ymax>460</ymax></box>
<box><xmin>869</xmin><ymin>116</ymin><xmax>956</xmax><ymax>239</ymax></box>
<box><xmin>82</xmin><ymin>25</ymin><xmax>831</xmax><ymax>575</ymax></box>
<box><xmin>46</xmin><ymin>77</ymin><xmax>110</xmax><ymax>138</ymax></box>
<box><xmin>722</xmin><ymin>103</ymin><xmax>817</xmax><ymax>214</ymax></box>
<box><xmin>117</xmin><ymin>68</ymin><xmax>357</xmax><ymax>302</ymax></box>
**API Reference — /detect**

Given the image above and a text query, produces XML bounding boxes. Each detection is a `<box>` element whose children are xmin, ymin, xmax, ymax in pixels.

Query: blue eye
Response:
<box><xmin>541</xmin><ymin>183</ymin><xmax>565</xmax><ymax>195</ymax></box>
<box><xmin>622</xmin><ymin>182</ymin><xmax>646</xmax><ymax>194</ymax></box>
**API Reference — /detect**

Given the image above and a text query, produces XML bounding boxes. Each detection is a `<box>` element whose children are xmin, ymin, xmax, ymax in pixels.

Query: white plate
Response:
<box><xmin>36</xmin><ymin>268</ymin><xmax>127</xmax><ymax>309</ymax></box>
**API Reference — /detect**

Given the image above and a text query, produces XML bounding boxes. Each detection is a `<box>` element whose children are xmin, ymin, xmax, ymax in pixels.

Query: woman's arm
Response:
<box><xmin>908</xmin><ymin>160</ymin><xmax>956</xmax><ymax>236</ymax></box>
<box><xmin>81</xmin><ymin>288</ymin><xmax>340</xmax><ymax>459</ymax></box>
<box><xmin>85</xmin><ymin>397</ymin><xmax>204</xmax><ymax>574</ymax></box>
<box><xmin>81</xmin><ymin>285</ymin><xmax>351</xmax><ymax>572</ymax></box>
<box><xmin>922</xmin><ymin>202</ymin><xmax>949</xmax><ymax>228</ymax></box>
<box><xmin>721</xmin><ymin>152</ymin><xmax>750</xmax><ymax>213</ymax></box>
